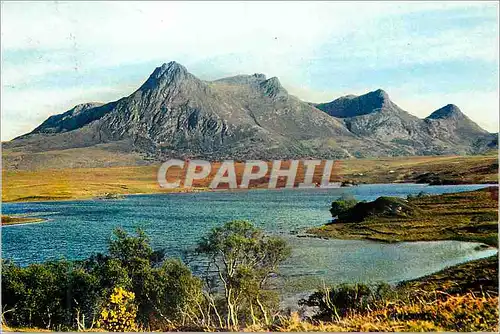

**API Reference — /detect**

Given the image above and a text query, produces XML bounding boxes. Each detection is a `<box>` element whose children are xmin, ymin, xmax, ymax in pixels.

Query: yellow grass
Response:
<box><xmin>268</xmin><ymin>293</ymin><xmax>499</xmax><ymax>332</ymax></box>
<box><xmin>2</xmin><ymin>154</ymin><xmax>497</xmax><ymax>202</ymax></box>
<box><xmin>309</xmin><ymin>187</ymin><xmax>499</xmax><ymax>246</ymax></box>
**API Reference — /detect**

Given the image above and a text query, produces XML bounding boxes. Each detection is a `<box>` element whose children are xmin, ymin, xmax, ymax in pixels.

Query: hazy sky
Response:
<box><xmin>1</xmin><ymin>1</ymin><xmax>498</xmax><ymax>140</ymax></box>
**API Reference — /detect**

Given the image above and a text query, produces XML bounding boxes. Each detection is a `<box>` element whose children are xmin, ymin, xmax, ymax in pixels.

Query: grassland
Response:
<box><xmin>1</xmin><ymin>165</ymin><xmax>192</xmax><ymax>203</ymax></box>
<box><xmin>271</xmin><ymin>292</ymin><xmax>498</xmax><ymax>332</ymax></box>
<box><xmin>308</xmin><ymin>187</ymin><xmax>499</xmax><ymax>246</ymax></box>
<box><xmin>400</xmin><ymin>255</ymin><xmax>498</xmax><ymax>296</ymax></box>
<box><xmin>2</xmin><ymin>154</ymin><xmax>497</xmax><ymax>202</ymax></box>
<box><xmin>269</xmin><ymin>256</ymin><xmax>499</xmax><ymax>332</ymax></box>
<box><xmin>338</xmin><ymin>153</ymin><xmax>497</xmax><ymax>185</ymax></box>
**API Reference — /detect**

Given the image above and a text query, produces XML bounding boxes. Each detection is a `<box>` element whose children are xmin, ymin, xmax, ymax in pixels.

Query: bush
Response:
<box><xmin>138</xmin><ymin>259</ymin><xmax>204</xmax><ymax>329</ymax></box>
<box><xmin>197</xmin><ymin>220</ymin><xmax>291</xmax><ymax>329</ymax></box>
<box><xmin>1</xmin><ymin>259</ymin><xmax>97</xmax><ymax>330</ymax></box>
<box><xmin>98</xmin><ymin>287</ymin><xmax>137</xmax><ymax>332</ymax></box>
<box><xmin>1</xmin><ymin>229</ymin><xmax>204</xmax><ymax>331</ymax></box>
<box><xmin>329</xmin><ymin>195</ymin><xmax>358</xmax><ymax>218</ymax></box>
<box><xmin>299</xmin><ymin>283</ymin><xmax>396</xmax><ymax>321</ymax></box>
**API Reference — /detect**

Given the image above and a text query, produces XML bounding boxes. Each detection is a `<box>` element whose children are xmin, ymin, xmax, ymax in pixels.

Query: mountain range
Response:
<box><xmin>4</xmin><ymin>61</ymin><xmax>497</xmax><ymax>169</ymax></box>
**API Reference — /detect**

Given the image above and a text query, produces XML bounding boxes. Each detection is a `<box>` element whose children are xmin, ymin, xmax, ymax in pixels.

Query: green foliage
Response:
<box><xmin>4</xmin><ymin>221</ymin><xmax>495</xmax><ymax>332</ymax></box>
<box><xmin>197</xmin><ymin>220</ymin><xmax>291</xmax><ymax>329</ymax></box>
<box><xmin>1</xmin><ymin>228</ymin><xmax>203</xmax><ymax>331</ymax></box>
<box><xmin>138</xmin><ymin>259</ymin><xmax>204</xmax><ymax>329</ymax></box>
<box><xmin>1</xmin><ymin>259</ymin><xmax>103</xmax><ymax>330</ymax></box>
<box><xmin>299</xmin><ymin>283</ymin><xmax>395</xmax><ymax>321</ymax></box>
<box><xmin>108</xmin><ymin>228</ymin><xmax>156</xmax><ymax>267</ymax></box>
<box><xmin>329</xmin><ymin>195</ymin><xmax>358</xmax><ymax>218</ymax></box>
<box><xmin>2</xmin><ymin>223</ymin><xmax>288</xmax><ymax>331</ymax></box>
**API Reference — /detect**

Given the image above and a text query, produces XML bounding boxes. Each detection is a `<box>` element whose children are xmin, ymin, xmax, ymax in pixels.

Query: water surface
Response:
<box><xmin>2</xmin><ymin>184</ymin><xmax>497</xmax><ymax>287</ymax></box>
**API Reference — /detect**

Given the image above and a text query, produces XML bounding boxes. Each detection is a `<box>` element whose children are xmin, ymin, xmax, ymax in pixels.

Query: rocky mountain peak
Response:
<box><xmin>252</xmin><ymin>73</ymin><xmax>267</xmax><ymax>81</ymax></box>
<box><xmin>316</xmin><ymin>88</ymin><xmax>394</xmax><ymax>118</ymax></box>
<box><xmin>425</xmin><ymin>104</ymin><xmax>488</xmax><ymax>137</ymax></box>
<box><xmin>158</xmin><ymin>61</ymin><xmax>188</xmax><ymax>76</ymax></box>
<box><xmin>363</xmin><ymin>88</ymin><xmax>391</xmax><ymax>106</ymax></box>
<box><xmin>10</xmin><ymin>63</ymin><xmax>494</xmax><ymax>162</ymax></box>
<box><xmin>372</xmin><ymin>88</ymin><xmax>388</xmax><ymax>96</ymax></box>
<box><xmin>139</xmin><ymin>61</ymin><xmax>190</xmax><ymax>91</ymax></box>
<box><xmin>259</xmin><ymin>76</ymin><xmax>287</xmax><ymax>99</ymax></box>
<box><xmin>426</xmin><ymin>104</ymin><xmax>463</xmax><ymax>120</ymax></box>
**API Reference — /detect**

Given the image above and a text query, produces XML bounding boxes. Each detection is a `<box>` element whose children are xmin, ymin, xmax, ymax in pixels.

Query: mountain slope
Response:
<box><xmin>424</xmin><ymin>104</ymin><xmax>489</xmax><ymax>142</ymax></box>
<box><xmin>4</xmin><ymin>62</ymin><xmax>495</xmax><ymax>169</ymax></box>
<box><xmin>316</xmin><ymin>89</ymin><xmax>393</xmax><ymax>118</ymax></box>
<box><xmin>315</xmin><ymin>90</ymin><xmax>494</xmax><ymax>155</ymax></box>
<box><xmin>6</xmin><ymin>62</ymin><xmax>381</xmax><ymax>164</ymax></box>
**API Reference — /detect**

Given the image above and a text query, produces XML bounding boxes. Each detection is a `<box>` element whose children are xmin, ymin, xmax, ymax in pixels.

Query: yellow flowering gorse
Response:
<box><xmin>98</xmin><ymin>287</ymin><xmax>138</xmax><ymax>332</ymax></box>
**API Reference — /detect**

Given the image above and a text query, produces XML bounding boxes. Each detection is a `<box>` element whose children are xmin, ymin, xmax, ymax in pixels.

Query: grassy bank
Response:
<box><xmin>400</xmin><ymin>255</ymin><xmax>498</xmax><ymax>296</ymax></box>
<box><xmin>1</xmin><ymin>215</ymin><xmax>45</xmax><ymax>226</ymax></box>
<box><xmin>272</xmin><ymin>292</ymin><xmax>498</xmax><ymax>332</ymax></box>
<box><xmin>1</xmin><ymin>165</ymin><xmax>209</xmax><ymax>203</ymax></box>
<box><xmin>2</xmin><ymin>154</ymin><xmax>497</xmax><ymax>203</ymax></box>
<box><xmin>284</xmin><ymin>255</ymin><xmax>498</xmax><ymax>332</ymax></box>
<box><xmin>308</xmin><ymin>187</ymin><xmax>499</xmax><ymax>247</ymax></box>
<box><xmin>339</xmin><ymin>154</ymin><xmax>497</xmax><ymax>185</ymax></box>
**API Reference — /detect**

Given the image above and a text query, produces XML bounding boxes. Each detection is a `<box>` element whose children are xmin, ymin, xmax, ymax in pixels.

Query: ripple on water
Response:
<box><xmin>2</xmin><ymin>184</ymin><xmax>496</xmax><ymax>288</ymax></box>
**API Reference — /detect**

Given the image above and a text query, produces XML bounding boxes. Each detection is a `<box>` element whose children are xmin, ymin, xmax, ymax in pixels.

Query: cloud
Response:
<box><xmin>1</xmin><ymin>1</ymin><xmax>498</xmax><ymax>140</ymax></box>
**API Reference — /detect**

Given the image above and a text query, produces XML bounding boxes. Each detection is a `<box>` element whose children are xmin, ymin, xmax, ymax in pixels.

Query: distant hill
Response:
<box><xmin>4</xmin><ymin>61</ymin><xmax>496</xmax><ymax>169</ymax></box>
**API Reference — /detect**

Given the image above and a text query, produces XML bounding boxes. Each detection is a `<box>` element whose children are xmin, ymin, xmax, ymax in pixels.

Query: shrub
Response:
<box><xmin>197</xmin><ymin>220</ymin><xmax>291</xmax><ymax>329</ymax></box>
<box><xmin>139</xmin><ymin>259</ymin><xmax>204</xmax><ymax>330</ymax></box>
<box><xmin>0</xmin><ymin>259</ymin><xmax>97</xmax><ymax>330</ymax></box>
<box><xmin>98</xmin><ymin>287</ymin><xmax>137</xmax><ymax>332</ymax></box>
<box><xmin>329</xmin><ymin>195</ymin><xmax>358</xmax><ymax>218</ymax></box>
<box><xmin>299</xmin><ymin>283</ymin><xmax>395</xmax><ymax>321</ymax></box>
<box><xmin>1</xmin><ymin>229</ymin><xmax>204</xmax><ymax>331</ymax></box>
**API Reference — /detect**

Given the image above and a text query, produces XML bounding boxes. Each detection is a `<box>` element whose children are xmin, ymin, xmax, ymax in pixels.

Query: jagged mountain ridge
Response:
<box><xmin>315</xmin><ymin>89</ymin><xmax>493</xmax><ymax>155</ymax></box>
<box><xmin>6</xmin><ymin>61</ymin><xmax>495</xmax><ymax>167</ymax></box>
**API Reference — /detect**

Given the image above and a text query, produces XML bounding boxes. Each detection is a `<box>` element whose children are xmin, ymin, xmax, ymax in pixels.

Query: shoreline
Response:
<box><xmin>3</xmin><ymin>154</ymin><xmax>497</xmax><ymax>203</ymax></box>
<box><xmin>297</xmin><ymin>231</ymin><xmax>500</xmax><ymax>248</ymax></box>
<box><xmin>3</xmin><ymin>181</ymin><xmax>497</xmax><ymax>204</ymax></box>
<box><xmin>1</xmin><ymin>187</ymin><xmax>211</xmax><ymax>204</ymax></box>
<box><xmin>307</xmin><ymin>187</ymin><xmax>499</xmax><ymax>247</ymax></box>
<box><xmin>1</xmin><ymin>215</ymin><xmax>47</xmax><ymax>226</ymax></box>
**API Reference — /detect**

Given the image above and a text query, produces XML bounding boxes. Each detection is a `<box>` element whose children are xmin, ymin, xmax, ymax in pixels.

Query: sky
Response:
<box><xmin>1</xmin><ymin>1</ymin><xmax>498</xmax><ymax>140</ymax></box>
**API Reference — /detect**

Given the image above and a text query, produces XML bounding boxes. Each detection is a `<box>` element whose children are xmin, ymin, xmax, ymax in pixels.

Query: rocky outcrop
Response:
<box><xmin>333</xmin><ymin>196</ymin><xmax>420</xmax><ymax>223</ymax></box>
